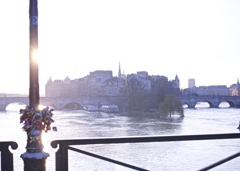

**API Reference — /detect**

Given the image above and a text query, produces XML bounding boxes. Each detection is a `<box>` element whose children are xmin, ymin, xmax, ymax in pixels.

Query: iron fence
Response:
<box><xmin>0</xmin><ymin>141</ymin><xmax>18</xmax><ymax>171</ymax></box>
<box><xmin>51</xmin><ymin>133</ymin><xmax>240</xmax><ymax>171</ymax></box>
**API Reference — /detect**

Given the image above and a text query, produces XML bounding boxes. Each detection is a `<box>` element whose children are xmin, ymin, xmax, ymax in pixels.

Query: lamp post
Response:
<box><xmin>20</xmin><ymin>0</ymin><xmax>49</xmax><ymax>170</ymax></box>
<box><xmin>29</xmin><ymin>0</ymin><xmax>39</xmax><ymax>111</ymax></box>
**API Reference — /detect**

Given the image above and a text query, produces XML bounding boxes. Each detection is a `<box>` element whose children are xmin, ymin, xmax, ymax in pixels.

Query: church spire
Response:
<box><xmin>238</xmin><ymin>78</ymin><xmax>240</xmax><ymax>96</ymax></box>
<box><xmin>173</xmin><ymin>74</ymin><xmax>180</xmax><ymax>89</ymax></box>
<box><xmin>47</xmin><ymin>76</ymin><xmax>53</xmax><ymax>84</ymax></box>
<box><xmin>118</xmin><ymin>62</ymin><xmax>121</xmax><ymax>78</ymax></box>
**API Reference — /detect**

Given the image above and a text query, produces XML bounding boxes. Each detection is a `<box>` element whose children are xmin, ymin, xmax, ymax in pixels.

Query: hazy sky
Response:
<box><xmin>0</xmin><ymin>0</ymin><xmax>240</xmax><ymax>95</ymax></box>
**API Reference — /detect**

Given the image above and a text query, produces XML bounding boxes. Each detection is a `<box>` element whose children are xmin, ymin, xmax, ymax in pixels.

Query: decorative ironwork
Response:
<box><xmin>51</xmin><ymin>133</ymin><xmax>240</xmax><ymax>171</ymax></box>
<box><xmin>0</xmin><ymin>141</ymin><xmax>18</xmax><ymax>171</ymax></box>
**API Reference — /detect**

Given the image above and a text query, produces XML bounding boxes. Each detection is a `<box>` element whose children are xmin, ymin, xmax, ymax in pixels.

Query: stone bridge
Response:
<box><xmin>179</xmin><ymin>95</ymin><xmax>240</xmax><ymax>108</ymax></box>
<box><xmin>0</xmin><ymin>96</ymin><xmax>129</xmax><ymax>111</ymax></box>
<box><xmin>1</xmin><ymin>95</ymin><xmax>240</xmax><ymax>111</ymax></box>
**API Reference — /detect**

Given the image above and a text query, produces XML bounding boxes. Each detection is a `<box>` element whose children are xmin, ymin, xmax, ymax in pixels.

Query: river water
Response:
<box><xmin>0</xmin><ymin>103</ymin><xmax>240</xmax><ymax>171</ymax></box>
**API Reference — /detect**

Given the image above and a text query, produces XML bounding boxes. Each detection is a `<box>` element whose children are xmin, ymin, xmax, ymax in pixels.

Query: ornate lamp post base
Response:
<box><xmin>20</xmin><ymin>133</ymin><xmax>50</xmax><ymax>171</ymax></box>
<box><xmin>19</xmin><ymin>107</ymin><xmax>54</xmax><ymax>171</ymax></box>
<box><xmin>21</xmin><ymin>152</ymin><xmax>49</xmax><ymax>171</ymax></box>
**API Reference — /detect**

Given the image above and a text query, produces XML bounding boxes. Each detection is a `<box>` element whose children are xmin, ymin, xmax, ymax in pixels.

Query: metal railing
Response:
<box><xmin>51</xmin><ymin>133</ymin><xmax>240</xmax><ymax>171</ymax></box>
<box><xmin>0</xmin><ymin>141</ymin><xmax>18</xmax><ymax>171</ymax></box>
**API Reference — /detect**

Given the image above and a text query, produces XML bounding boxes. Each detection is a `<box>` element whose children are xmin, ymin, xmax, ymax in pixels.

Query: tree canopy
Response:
<box><xmin>159</xmin><ymin>94</ymin><xmax>184</xmax><ymax>117</ymax></box>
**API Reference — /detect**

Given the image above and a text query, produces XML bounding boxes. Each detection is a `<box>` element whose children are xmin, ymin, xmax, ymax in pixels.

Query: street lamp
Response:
<box><xmin>29</xmin><ymin>0</ymin><xmax>39</xmax><ymax>110</ymax></box>
<box><xmin>20</xmin><ymin>0</ymin><xmax>50</xmax><ymax>170</ymax></box>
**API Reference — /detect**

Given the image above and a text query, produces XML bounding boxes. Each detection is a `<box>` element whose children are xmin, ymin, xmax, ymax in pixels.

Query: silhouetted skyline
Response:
<box><xmin>0</xmin><ymin>0</ymin><xmax>239</xmax><ymax>94</ymax></box>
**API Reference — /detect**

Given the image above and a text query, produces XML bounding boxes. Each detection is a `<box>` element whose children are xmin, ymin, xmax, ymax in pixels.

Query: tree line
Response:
<box><xmin>127</xmin><ymin>76</ymin><xmax>184</xmax><ymax>118</ymax></box>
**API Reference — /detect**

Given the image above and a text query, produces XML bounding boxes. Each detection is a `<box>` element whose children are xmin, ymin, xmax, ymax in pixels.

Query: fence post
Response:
<box><xmin>55</xmin><ymin>143</ymin><xmax>69</xmax><ymax>171</ymax></box>
<box><xmin>0</xmin><ymin>142</ymin><xmax>18</xmax><ymax>171</ymax></box>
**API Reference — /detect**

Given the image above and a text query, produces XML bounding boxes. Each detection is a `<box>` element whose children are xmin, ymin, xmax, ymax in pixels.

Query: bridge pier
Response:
<box><xmin>0</xmin><ymin>105</ymin><xmax>6</xmax><ymax>111</ymax></box>
<box><xmin>187</xmin><ymin>101</ymin><xmax>197</xmax><ymax>108</ymax></box>
<box><xmin>235</xmin><ymin>102</ymin><xmax>240</xmax><ymax>108</ymax></box>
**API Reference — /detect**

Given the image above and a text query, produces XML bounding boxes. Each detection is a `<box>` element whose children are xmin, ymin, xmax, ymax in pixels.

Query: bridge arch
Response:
<box><xmin>203</xmin><ymin>100</ymin><xmax>234</xmax><ymax>108</ymax></box>
<box><xmin>39</xmin><ymin>101</ymin><xmax>83</xmax><ymax>110</ymax></box>
<box><xmin>179</xmin><ymin>95</ymin><xmax>240</xmax><ymax>109</ymax></box>
<box><xmin>5</xmin><ymin>102</ymin><xmax>27</xmax><ymax>111</ymax></box>
<box><xmin>180</xmin><ymin>101</ymin><xmax>197</xmax><ymax>108</ymax></box>
<box><xmin>183</xmin><ymin>100</ymin><xmax>230</xmax><ymax>108</ymax></box>
<box><xmin>203</xmin><ymin>100</ymin><xmax>220</xmax><ymax>108</ymax></box>
<box><xmin>181</xmin><ymin>102</ymin><xmax>193</xmax><ymax>108</ymax></box>
<box><xmin>224</xmin><ymin>100</ymin><xmax>236</xmax><ymax>107</ymax></box>
<box><xmin>39</xmin><ymin>101</ymin><xmax>57</xmax><ymax>110</ymax></box>
<box><xmin>62</xmin><ymin>102</ymin><xmax>83</xmax><ymax>110</ymax></box>
<box><xmin>218</xmin><ymin>101</ymin><xmax>230</xmax><ymax>108</ymax></box>
<box><xmin>0</xmin><ymin>97</ymin><xmax>29</xmax><ymax>111</ymax></box>
<box><xmin>40</xmin><ymin>98</ymin><xmax>85</xmax><ymax>110</ymax></box>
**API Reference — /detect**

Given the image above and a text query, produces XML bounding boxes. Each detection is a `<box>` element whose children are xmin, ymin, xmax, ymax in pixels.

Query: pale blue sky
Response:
<box><xmin>0</xmin><ymin>0</ymin><xmax>240</xmax><ymax>95</ymax></box>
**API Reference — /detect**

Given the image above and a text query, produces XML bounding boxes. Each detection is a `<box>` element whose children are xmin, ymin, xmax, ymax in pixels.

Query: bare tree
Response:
<box><xmin>159</xmin><ymin>94</ymin><xmax>184</xmax><ymax>117</ymax></box>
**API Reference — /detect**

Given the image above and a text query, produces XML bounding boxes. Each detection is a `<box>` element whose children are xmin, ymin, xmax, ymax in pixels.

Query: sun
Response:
<box><xmin>32</xmin><ymin>49</ymin><xmax>40</xmax><ymax>63</ymax></box>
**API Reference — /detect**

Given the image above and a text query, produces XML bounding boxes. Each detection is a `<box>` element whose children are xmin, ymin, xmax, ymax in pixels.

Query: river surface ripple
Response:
<box><xmin>0</xmin><ymin>103</ymin><xmax>240</xmax><ymax>171</ymax></box>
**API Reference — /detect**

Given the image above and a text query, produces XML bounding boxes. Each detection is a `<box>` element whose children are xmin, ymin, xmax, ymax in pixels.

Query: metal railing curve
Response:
<box><xmin>0</xmin><ymin>141</ymin><xmax>18</xmax><ymax>171</ymax></box>
<box><xmin>51</xmin><ymin>133</ymin><xmax>240</xmax><ymax>171</ymax></box>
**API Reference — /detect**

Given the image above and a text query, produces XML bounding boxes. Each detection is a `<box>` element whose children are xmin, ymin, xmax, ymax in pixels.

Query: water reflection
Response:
<box><xmin>6</xmin><ymin>103</ymin><xmax>25</xmax><ymax>111</ymax></box>
<box><xmin>1</xmin><ymin>103</ymin><xmax>240</xmax><ymax>170</ymax></box>
<box><xmin>6</xmin><ymin>103</ymin><xmax>49</xmax><ymax>111</ymax></box>
<box><xmin>219</xmin><ymin>101</ymin><xmax>230</xmax><ymax>108</ymax></box>
<box><xmin>195</xmin><ymin>102</ymin><xmax>210</xmax><ymax>108</ymax></box>
<box><xmin>118</xmin><ymin>112</ymin><xmax>184</xmax><ymax>136</ymax></box>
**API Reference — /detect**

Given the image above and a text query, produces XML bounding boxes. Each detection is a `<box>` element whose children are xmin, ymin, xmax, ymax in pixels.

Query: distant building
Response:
<box><xmin>45</xmin><ymin>76</ymin><xmax>76</xmax><ymax>97</ymax></box>
<box><xmin>45</xmin><ymin>64</ymin><xmax>187</xmax><ymax>111</ymax></box>
<box><xmin>103</xmin><ymin>76</ymin><xmax>127</xmax><ymax>96</ymax></box>
<box><xmin>229</xmin><ymin>78</ymin><xmax>240</xmax><ymax>96</ymax></box>
<box><xmin>171</xmin><ymin>75</ymin><xmax>180</xmax><ymax>89</ymax></box>
<box><xmin>183</xmin><ymin>85</ymin><xmax>229</xmax><ymax>96</ymax></box>
<box><xmin>126</xmin><ymin>71</ymin><xmax>152</xmax><ymax>93</ymax></box>
<box><xmin>45</xmin><ymin>68</ymin><xmax>181</xmax><ymax>97</ymax></box>
<box><xmin>168</xmin><ymin>75</ymin><xmax>181</xmax><ymax>95</ymax></box>
<box><xmin>45</xmin><ymin>65</ymin><xmax>128</xmax><ymax>98</ymax></box>
<box><xmin>188</xmin><ymin>79</ymin><xmax>195</xmax><ymax>88</ymax></box>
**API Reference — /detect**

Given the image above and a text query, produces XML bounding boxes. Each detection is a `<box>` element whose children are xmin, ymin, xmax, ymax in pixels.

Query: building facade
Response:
<box><xmin>229</xmin><ymin>78</ymin><xmax>240</xmax><ymax>96</ymax></box>
<box><xmin>182</xmin><ymin>85</ymin><xmax>229</xmax><ymax>96</ymax></box>
<box><xmin>188</xmin><ymin>79</ymin><xmax>195</xmax><ymax>88</ymax></box>
<box><xmin>45</xmin><ymin>62</ymin><xmax>240</xmax><ymax>112</ymax></box>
